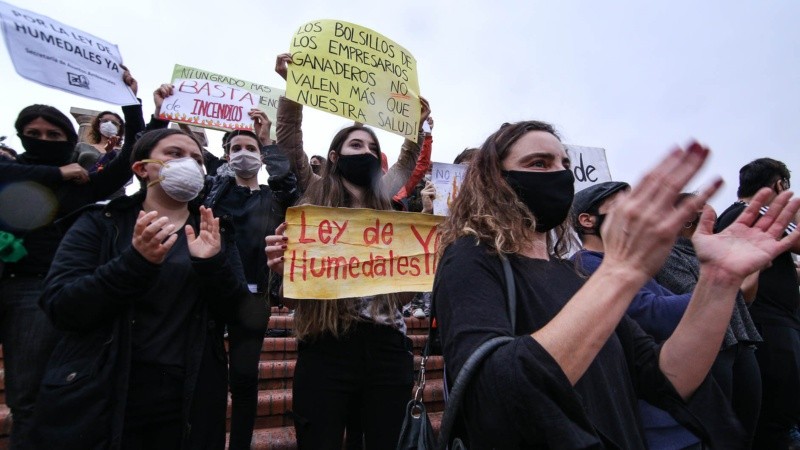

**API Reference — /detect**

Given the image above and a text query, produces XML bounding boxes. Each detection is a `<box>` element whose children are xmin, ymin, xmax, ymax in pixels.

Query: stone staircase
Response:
<box><xmin>0</xmin><ymin>307</ymin><xmax>444</xmax><ymax>449</ymax></box>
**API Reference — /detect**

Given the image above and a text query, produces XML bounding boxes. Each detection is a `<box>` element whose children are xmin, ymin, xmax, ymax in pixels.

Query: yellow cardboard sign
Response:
<box><xmin>283</xmin><ymin>206</ymin><xmax>443</xmax><ymax>299</ymax></box>
<box><xmin>286</xmin><ymin>19</ymin><xmax>421</xmax><ymax>142</ymax></box>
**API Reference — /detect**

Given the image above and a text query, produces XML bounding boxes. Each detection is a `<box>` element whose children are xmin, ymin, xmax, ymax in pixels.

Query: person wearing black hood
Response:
<box><xmin>0</xmin><ymin>70</ymin><xmax>144</xmax><ymax>448</ymax></box>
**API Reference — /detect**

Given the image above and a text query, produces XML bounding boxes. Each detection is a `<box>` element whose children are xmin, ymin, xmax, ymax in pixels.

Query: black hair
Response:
<box><xmin>130</xmin><ymin>129</ymin><xmax>204</xmax><ymax>189</ymax></box>
<box><xmin>222</xmin><ymin>130</ymin><xmax>259</xmax><ymax>154</ymax></box>
<box><xmin>453</xmin><ymin>147</ymin><xmax>478</xmax><ymax>165</ymax></box>
<box><xmin>737</xmin><ymin>158</ymin><xmax>790</xmax><ymax>198</ymax></box>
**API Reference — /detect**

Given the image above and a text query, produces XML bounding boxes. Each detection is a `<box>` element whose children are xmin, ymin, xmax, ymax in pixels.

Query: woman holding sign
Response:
<box><xmin>266</xmin><ymin>121</ymin><xmax>423</xmax><ymax>448</ymax></box>
<box><xmin>431</xmin><ymin>121</ymin><xmax>800</xmax><ymax>448</ymax></box>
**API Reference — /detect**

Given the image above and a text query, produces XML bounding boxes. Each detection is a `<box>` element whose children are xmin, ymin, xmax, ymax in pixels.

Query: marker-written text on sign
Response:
<box><xmin>286</xmin><ymin>20</ymin><xmax>421</xmax><ymax>142</ymax></box>
<box><xmin>283</xmin><ymin>206</ymin><xmax>443</xmax><ymax>299</ymax></box>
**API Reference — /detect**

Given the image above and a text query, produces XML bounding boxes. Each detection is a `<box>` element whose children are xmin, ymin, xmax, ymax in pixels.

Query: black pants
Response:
<box><xmin>228</xmin><ymin>293</ymin><xmax>269</xmax><ymax>450</ymax></box>
<box><xmin>122</xmin><ymin>364</ymin><xmax>184</xmax><ymax>450</ymax></box>
<box><xmin>710</xmin><ymin>343</ymin><xmax>761</xmax><ymax>449</ymax></box>
<box><xmin>292</xmin><ymin>322</ymin><xmax>413</xmax><ymax>450</ymax></box>
<box><xmin>752</xmin><ymin>324</ymin><xmax>800</xmax><ymax>450</ymax></box>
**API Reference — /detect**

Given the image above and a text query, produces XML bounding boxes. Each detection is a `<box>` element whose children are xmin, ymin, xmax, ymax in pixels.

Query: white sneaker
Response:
<box><xmin>412</xmin><ymin>308</ymin><xmax>426</xmax><ymax>319</ymax></box>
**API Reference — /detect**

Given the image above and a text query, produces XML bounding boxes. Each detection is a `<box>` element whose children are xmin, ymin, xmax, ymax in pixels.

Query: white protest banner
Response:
<box><xmin>160</xmin><ymin>64</ymin><xmax>285</xmax><ymax>134</ymax></box>
<box><xmin>0</xmin><ymin>1</ymin><xmax>137</xmax><ymax>105</ymax></box>
<box><xmin>431</xmin><ymin>162</ymin><xmax>467</xmax><ymax>216</ymax></box>
<box><xmin>565</xmin><ymin>144</ymin><xmax>612</xmax><ymax>192</ymax></box>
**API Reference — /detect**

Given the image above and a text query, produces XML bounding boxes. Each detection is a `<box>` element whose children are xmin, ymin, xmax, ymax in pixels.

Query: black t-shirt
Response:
<box><xmin>715</xmin><ymin>202</ymin><xmax>800</xmax><ymax>329</ymax></box>
<box><xmin>214</xmin><ymin>184</ymin><xmax>281</xmax><ymax>289</ymax></box>
<box><xmin>131</xmin><ymin>213</ymin><xmax>199</xmax><ymax>370</ymax></box>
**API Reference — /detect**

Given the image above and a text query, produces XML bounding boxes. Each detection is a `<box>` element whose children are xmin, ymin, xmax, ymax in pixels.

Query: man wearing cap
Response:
<box><xmin>571</xmin><ymin>181</ymin><xmax>702</xmax><ymax>450</ymax></box>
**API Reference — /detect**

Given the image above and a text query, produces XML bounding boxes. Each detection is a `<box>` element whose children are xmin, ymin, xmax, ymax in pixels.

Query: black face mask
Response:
<box><xmin>502</xmin><ymin>169</ymin><xmax>575</xmax><ymax>232</ymax></box>
<box><xmin>310</xmin><ymin>164</ymin><xmax>322</xmax><ymax>175</ymax></box>
<box><xmin>18</xmin><ymin>135</ymin><xmax>75</xmax><ymax>166</ymax></box>
<box><xmin>336</xmin><ymin>153</ymin><xmax>382</xmax><ymax>188</ymax></box>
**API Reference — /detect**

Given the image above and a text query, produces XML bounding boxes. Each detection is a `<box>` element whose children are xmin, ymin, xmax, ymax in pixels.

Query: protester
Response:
<box><xmin>266</xmin><ymin>123</ymin><xmax>417</xmax><ymax>449</ymax></box>
<box><xmin>392</xmin><ymin>114</ymin><xmax>433</xmax><ymax>212</ymax></box>
<box><xmin>267</xmin><ymin>53</ymin><xmax>431</xmax><ymax>446</ymax></box>
<box><xmin>76</xmin><ymin>110</ymin><xmax>125</xmax><ymax>173</ymax></box>
<box><xmin>432</xmin><ymin>120</ymin><xmax>800</xmax><ymax>448</ymax></box>
<box><xmin>0</xmin><ymin>68</ymin><xmax>142</xmax><ymax>448</ymax></box>
<box><xmin>309</xmin><ymin>154</ymin><xmax>325</xmax><ymax>175</ymax></box>
<box><xmin>203</xmin><ymin>115</ymin><xmax>299</xmax><ymax>450</ymax></box>
<box><xmin>32</xmin><ymin>128</ymin><xmax>248</xmax><ymax>450</ymax></box>
<box><xmin>571</xmin><ymin>182</ymin><xmax>705</xmax><ymax>449</ymax></box>
<box><xmin>714</xmin><ymin>157</ymin><xmax>800</xmax><ymax>449</ymax></box>
<box><xmin>653</xmin><ymin>192</ymin><xmax>763</xmax><ymax>448</ymax></box>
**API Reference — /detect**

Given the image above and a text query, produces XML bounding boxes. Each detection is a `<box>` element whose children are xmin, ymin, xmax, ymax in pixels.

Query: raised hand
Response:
<box><xmin>249</xmin><ymin>109</ymin><xmax>272</xmax><ymax>146</ymax></box>
<box><xmin>132</xmin><ymin>211</ymin><xmax>178</xmax><ymax>264</ymax></box>
<box><xmin>121</xmin><ymin>64</ymin><xmax>138</xmax><ymax>95</ymax></box>
<box><xmin>600</xmin><ymin>142</ymin><xmax>721</xmax><ymax>282</ymax></box>
<box><xmin>419</xmin><ymin>96</ymin><xmax>431</xmax><ymax>130</ymax></box>
<box><xmin>275</xmin><ymin>53</ymin><xmax>292</xmax><ymax>81</ymax></box>
<box><xmin>421</xmin><ymin>181</ymin><xmax>436</xmax><ymax>214</ymax></box>
<box><xmin>153</xmin><ymin>83</ymin><xmax>174</xmax><ymax>117</ymax></box>
<box><xmin>186</xmin><ymin>206</ymin><xmax>221</xmax><ymax>259</ymax></box>
<box><xmin>265</xmin><ymin>222</ymin><xmax>288</xmax><ymax>275</ymax></box>
<box><xmin>693</xmin><ymin>189</ymin><xmax>800</xmax><ymax>283</ymax></box>
<box><xmin>104</xmin><ymin>135</ymin><xmax>120</xmax><ymax>152</ymax></box>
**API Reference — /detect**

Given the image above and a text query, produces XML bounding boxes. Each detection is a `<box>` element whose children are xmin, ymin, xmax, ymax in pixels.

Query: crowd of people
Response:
<box><xmin>0</xmin><ymin>51</ymin><xmax>798</xmax><ymax>450</ymax></box>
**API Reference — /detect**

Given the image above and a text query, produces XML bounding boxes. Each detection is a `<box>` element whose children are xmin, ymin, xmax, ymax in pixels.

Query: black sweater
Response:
<box><xmin>432</xmin><ymin>237</ymin><xmax>744</xmax><ymax>449</ymax></box>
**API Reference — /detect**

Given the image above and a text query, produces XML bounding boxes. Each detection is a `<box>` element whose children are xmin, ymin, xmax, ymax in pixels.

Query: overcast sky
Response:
<box><xmin>1</xmin><ymin>0</ymin><xmax>798</xmax><ymax>210</ymax></box>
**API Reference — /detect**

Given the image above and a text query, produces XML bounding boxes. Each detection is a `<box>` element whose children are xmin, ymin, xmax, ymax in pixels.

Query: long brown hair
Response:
<box><xmin>293</xmin><ymin>125</ymin><xmax>399</xmax><ymax>340</ymax></box>
<box><xmin>438</xmin><ymin>121</ymin><xmax>577</xmax><ymax>258</ymax></box>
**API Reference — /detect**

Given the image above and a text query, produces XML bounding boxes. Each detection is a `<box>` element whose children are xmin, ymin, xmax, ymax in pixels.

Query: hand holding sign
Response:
<box><xmin>153</xmin><ymin>83</ymin><xmax>174</xmax><ymax>117</ymax></box>
<box><xmin>249</xmin><ymin>109</ymin><xmax>272</xmax><ymax>146</ymax></box>
<box><xmin>275</xmin><ymin>53</ymin><xmax>291</xmax><ymax>81</ymax></box>
<box><xmin>266</xmin><ymin>222</ymin><xmax>288</xmax><ymax>276</ymax></box>
<box><xmin>121</xmin><ymin>64</ymin><xmax>138</xmax><ymax>95</ymax></box>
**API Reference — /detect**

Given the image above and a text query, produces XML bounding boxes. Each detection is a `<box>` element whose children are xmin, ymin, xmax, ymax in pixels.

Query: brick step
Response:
<box><xmin>0</xmin><ymin>405</ymin><xmax>9</xmax><ymax>435</ymax></box>
<box><xmin>270</xmin><ymin>307</ymin><xmax>293</xmax><ymax>316</ymax></box>
<box><xmin>265</xmin><ymin>315</ymin><xmax>431</xmax><ymax>335</ymax></box>
<box><xmin>259</xmin><ymin>334</ymin><xmax>431</xmax><ymax>361</ymax></box>
<box><xmin>247</xmin><ymin>410</ymin><xmax>443</xmax><ymax>450</ymax></box>
<box><xmin>231</xmin><ymin>377</ymin><xmax>446</xmax><ymax>427</ymax></box>
<box><xmin>256</xmin><ymin>355</ymin><xmax>444</xmax><ymax>390</ymax></box>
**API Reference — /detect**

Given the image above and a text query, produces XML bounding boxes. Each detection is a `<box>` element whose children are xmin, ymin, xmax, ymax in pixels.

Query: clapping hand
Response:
<box><xmin>186</xmin><ymin>206</ymin><xmax>221</xmax><ymax>259</ymax></box>
<box><xmin>693</xmin><ymin>189</ymin><xmax>800</xmax><ymax>284</ymax></box>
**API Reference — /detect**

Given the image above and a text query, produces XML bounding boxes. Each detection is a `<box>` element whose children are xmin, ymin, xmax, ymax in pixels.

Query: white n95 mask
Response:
<box><xmin>99</xmin><ymin>121</ymin><xmax>119</xmax><ymax>138</ymax></box>
<box><xmin>143</xmin><ymin>157</ymin><xmax>205</xmax><ymax>202</ymax></box>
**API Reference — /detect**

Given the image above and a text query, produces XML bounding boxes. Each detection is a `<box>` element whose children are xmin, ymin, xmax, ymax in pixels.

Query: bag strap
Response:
<box><xmin>501</xmin><ymin>256</ymin><xmax>516</xmax><ymax>332</ymax></box>
<box><xmin>436</xmin><ymin>255</ymin><xmax>517</xmax><ymax>449</ymax></box>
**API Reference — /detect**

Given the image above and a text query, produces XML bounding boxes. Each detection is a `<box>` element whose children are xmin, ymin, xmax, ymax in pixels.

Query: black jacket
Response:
<box><xmin>33</xmin><ymin>192</ymin><xmax>248</xmax><ymax>450</ymax></box>
<box><xmin>0</xmin><ymin>102</ymin><xmax>146</xmax><ymax>277</ymax></box>
<box><xmin>203</xmin><ymin>144</ymin><xmax>298</xmax><ymax>295</ymax></box>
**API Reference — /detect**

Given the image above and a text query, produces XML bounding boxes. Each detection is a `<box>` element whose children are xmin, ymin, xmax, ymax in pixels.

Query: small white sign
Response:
<box><xmin>431</xmin><ymin>162</ymin><xmax>467</xmax><ymax>216</ymax></box>
<box><xmin>565</xmin><ymin>144</ymin><xmax>612</xmax><ymax>192</ymax></box>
